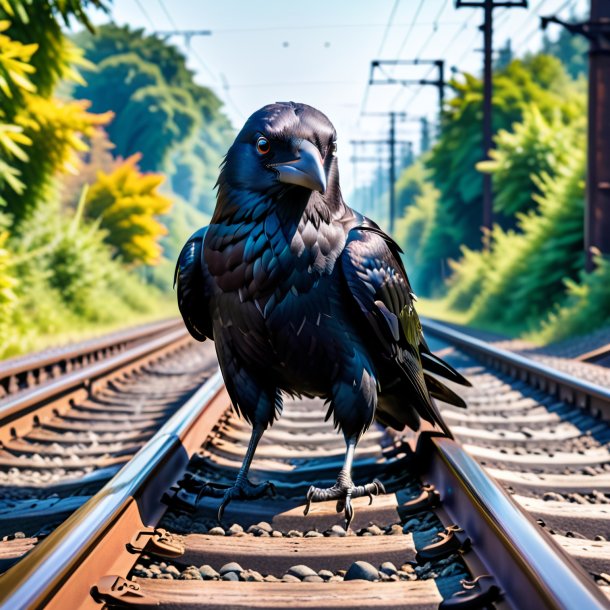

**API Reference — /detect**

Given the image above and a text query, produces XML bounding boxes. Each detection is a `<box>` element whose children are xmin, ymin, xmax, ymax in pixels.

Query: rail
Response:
<box><xmin>0</xmin><ymin>318</ymin><xmax>183</xmax><ymax>398</ymax></box>
<box><xmin>0</xmin><ymin>370</ymin><xmax>227</xmax><ymax>610</ymax></box>
<box><xmin>0</xmin><ymin>325</ymin><xmax>190</xmax><ymax>443</ymax></box>
<box><xmin>422</xmin><ymin>318</ymin><xmax>610</xmax><ymax>420</ymax></box>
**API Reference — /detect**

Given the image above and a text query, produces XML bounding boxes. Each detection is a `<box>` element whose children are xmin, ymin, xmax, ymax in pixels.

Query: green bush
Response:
<box><xmin>478</xmin><ymin>104</ymin><xmax>581</xmax><ymax>219</ymax></box>
<box><xmin>394</xmin><ymin>177</ymin><xmax>440</xmax><ymax>296</ymax></box>
<box><xmin>463</xmin><ymin>148</ymin><xmax>585</xmax><ymax>331</ymax></box>
<box><xmin>539</xmin><ymin>256</ymin><xmax>610</xmax><ymax>342</ymax></box>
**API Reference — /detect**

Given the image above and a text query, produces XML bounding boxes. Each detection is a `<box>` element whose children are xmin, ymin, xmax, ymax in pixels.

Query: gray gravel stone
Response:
<box><xmin>542</xmin><ymin>491</ymin><xmax>565</xmax><ymax>502</ymax></box>
<box><xmin>344</xmin><ymin>561</ymin><xmax>379</xmax><ymax>581</ymax></box>
<box><xmin>380</xmin><ymin>561</ymin><xmax>397</xmax><ymax>575</ymax></box>
<box><xmin>318</xmin><ymin>569</ymin><xmax>334</xmax><ymax>580</ymax></box>
<box><xmin>164</xmin><ymin>565</ymin><xmax>180</xmax><ymax>577</ymax></box>
<box><xmin>366</xmin><ymin>525</ymin><xmax>383</xmax><ymax>536</ymax></box>
<box><xmin>256</xmin><ymin>521</ymin><xmax>273</xmax><ymax>532</ymax></box>
<box><xmin>271</xmin><ymin>530</ymin><xmax>283</xmax><ymax>537</ymax></box>
<box><xmin>199</xmin><ymin>565</ymin><xmax>219</xmax><ymax>580</ymax></box>
<box><xmin>227</xmin><ymin>523</ymin><xmax>244</xmax><ymax>535</ymax></box>
<box><xmin>219</xmin><ymin>562</ymin><xmax>243</xmax><ymax>575</ymax></box>
<box><xmin>222</xmin><ymin>572</ymin><xmax>240</xmax><ymax>581</ymax></box>
<box><xmin>303</xmin><ymin>575</ymin><xmax>324</xmax><ymax>583</ymax></box>
<box><xmin>244</xmin><ymin>569</ymin><xmax>264</xmax><ymax>582</ymax></box>
<box><xmin>304</xmin><ymin>530</ymin><xmax>323</xmax><ymax>538</ymax></box>
<box><xmin>179</xmin><ymin>569</ymin><xmax>203</xmax><ymax>580</ymax></box>
<box><xmin>287</xmin><ymin>530</ymin><xmax>303</xmax><ymax>537</ymax></box>
<box><xmin>288</xmin><ymin>564</ymin><xmax>318</xmax><ymax>579</ymax></box>
<box><xmin>388</xmin><ymin>524</ymin><xmax>403</xmax><ymax>535</ymax></box>
<box><xmin>328</xmin><ymin>525</ymin><xmax>346</xmax><ymax>537</ymax></box>
<box><xmin>155</xmin><ymin>573</ymin><xmax>174</xmax><ymax>580</ymax></box>
<box><xmin>282</xmin><ymin>574</ymin><xmax>301</xmax><ymax>583</ymax></box>
<box><xmin>207</xmin><ymin>526</ymin><xmax>225</xmax><ymax>536</ymax></box>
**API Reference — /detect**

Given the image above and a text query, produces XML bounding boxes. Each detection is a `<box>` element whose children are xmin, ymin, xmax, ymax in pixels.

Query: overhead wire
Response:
<box><xmin>157</xmin><ymin>0</ymin><xmax>178</xmax><ymax>29</ymax></box>
<box><xmin>377</xmin><ymin>0</ymin><xmax>401</xmax><ymax>56</ymax></box>
<box><xmin>154</xmin><ymin>0</ymin><xmax>243</xmax><ymax>120</ymax></box>
<box><xmin>393</xmin><ymin>0</ymin><xmax>426</xmax><ymax>60</ymax></box>
<box><xmin>133</xmin><ymin>0</ymin><xmax>156</xmax><ymax>30</ymax></box>
<box><xmin>511</xmin><ymin>0</ymin><xmax>577</xmax><ymax>49</ymax></box>
<box><xmin>359</xmin><ymin>0</ymin><xmax>402</xmax><ymax>118</ymax></box>
<box><xmin>391</xmin><ymin>7</ymin><xmax>477</xmax><ymax>112</ymax></box>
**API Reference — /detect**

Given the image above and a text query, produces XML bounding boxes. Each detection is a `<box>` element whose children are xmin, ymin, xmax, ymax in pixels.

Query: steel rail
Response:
<box><xmin>0</xmin><ymin>318</ymin><xmax>182</xmax><ymax>397</ymax></box>
<box><xmin>0</xmin><ymin>326</ymin><xmax>190</xmax><ymax>443</ymax></box>
<box><xmin>0</xmin><ymin>369</ymin><xmax>228</xmax><ymax>610</ymax></box>
<box><xmin>422</xmin><ymin>318</ymin><xmax>610</xmax><ymax>419</ymax></box>
<box><xmin>420</xmin><ymin>434</ymin><xmax>609</xmax><ymax>610</ymax></box>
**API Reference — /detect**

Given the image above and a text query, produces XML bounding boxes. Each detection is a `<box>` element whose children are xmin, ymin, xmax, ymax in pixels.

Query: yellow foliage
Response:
<box><xmin>20</xmin><ymin>95</ymin><xmax>112</xmax><ymax>174</ymax></box>
<box><xmin>0</xmin><ymin>19</ymin><xmax>37</xmax><ymax>98</ymax></box>
<box><xmin>85</xmin><ymin>155</ymin><xmax>172</xmax><ymax>265</ymax></box>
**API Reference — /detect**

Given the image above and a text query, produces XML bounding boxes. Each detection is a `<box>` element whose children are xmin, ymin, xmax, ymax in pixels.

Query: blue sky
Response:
<box><xmin>86</xmin><ymin>0</ymin><xmax>588</xmax><ymax>196</ymax></box>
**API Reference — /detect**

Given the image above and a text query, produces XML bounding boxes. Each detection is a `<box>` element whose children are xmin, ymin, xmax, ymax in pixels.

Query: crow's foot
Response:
<box><xmin>195</xmin><ymin>478</ymin><xmax>275</xmax><ymax>521</ymax></box>
<box><xmin>303</xmin><ymin>472</ymin><xmax>385</xmax><ymax>528</ymax></box>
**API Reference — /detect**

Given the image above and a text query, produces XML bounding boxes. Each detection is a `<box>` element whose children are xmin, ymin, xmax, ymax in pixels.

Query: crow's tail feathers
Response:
<box><xmin>421</xmin><ymin>351</ymin><xmax>471</xmax><ymax>387</ymax></box>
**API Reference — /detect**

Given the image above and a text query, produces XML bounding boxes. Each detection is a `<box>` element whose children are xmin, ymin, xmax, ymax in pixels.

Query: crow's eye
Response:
<box><xmin>256</xmin><ymin>136</ymin><xmax>271</xmax><ymax>155</ymax></box>
<box><xmin>330</xmin><ymin>141</ymin><xmax>337</xmax><ymax>156</ymax></box>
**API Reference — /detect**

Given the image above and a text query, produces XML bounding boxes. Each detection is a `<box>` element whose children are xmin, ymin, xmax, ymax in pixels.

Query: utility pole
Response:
<box><xmin>420</xmin><ymin>117</ymin><xmax>430</xmax><ymax>153</ymax></box>
<box><xmin>358</xmin><ymin>112</ymin><xmax>409</xmax><ymax>234</ymax></box>
<box><xmin>389</xmin><ymin>112</ymin><xmax>396</xmax><ymax>234</ymax></box>
<box><xmin>369</xmin><ymin>59</ymin><xmax>446</xmax><ymax>116</ymax></box>
<box><xmin>455</xmin><ymin>1</ymin><xmax>527</xmax><ymax>241</ymax></box>
<box><xmin>541</xmin><ymin>4</ymin><xmax>610</xmax><ymax>271</ymax></box>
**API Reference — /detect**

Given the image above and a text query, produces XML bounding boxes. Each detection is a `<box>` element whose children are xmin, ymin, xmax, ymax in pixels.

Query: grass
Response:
<box><xmin>0</xmin><ymin>296</ymin><xmax>179</xmax><ymax>362</ymax></box>
<box><xmin>416</xmin><ymin>296</ymin><xmax>526</xmax><ymax>340</ymax></box>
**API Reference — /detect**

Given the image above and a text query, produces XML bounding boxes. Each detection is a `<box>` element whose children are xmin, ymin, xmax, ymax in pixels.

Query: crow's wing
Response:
<box><xmin>174</xmin><ymin>227</ymin><xmax>214</xmax><ymax>342</ymax></box>
<box><xmin>340</xmin><ymin>224</ymin><xmax>468</xmax><ymax>434</ymax></box>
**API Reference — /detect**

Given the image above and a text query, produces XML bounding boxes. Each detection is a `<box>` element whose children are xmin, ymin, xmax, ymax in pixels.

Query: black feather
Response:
<box><xmin>174</xmin><ymin>102</ymin><xmax>469</xmax><ymax>438</ymax></box>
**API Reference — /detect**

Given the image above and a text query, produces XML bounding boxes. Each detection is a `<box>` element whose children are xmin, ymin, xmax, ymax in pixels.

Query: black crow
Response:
<box><xmin>175</xmin><ymin>102</ymin><xmax>469</xmax><ymax>525</ymax></box>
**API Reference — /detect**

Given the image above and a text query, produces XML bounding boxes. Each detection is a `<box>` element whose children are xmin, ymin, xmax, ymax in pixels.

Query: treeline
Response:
<box><xmin>382</xmin><ymin>28</ymin><xmax>606</xmax><ymax>341</ymax></box>
<box><xmin>0</xmin><ymin>1</ymin><xmax>232</xmax><ymax>357</ymax></box>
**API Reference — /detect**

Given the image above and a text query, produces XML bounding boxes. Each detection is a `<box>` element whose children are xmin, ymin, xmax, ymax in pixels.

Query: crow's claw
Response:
<box><xmin>303</xmin><ymin>478</ymin><xmax>385</xmax><ymax>528</ymax></box>
<box><xmin>194</xmin><ymin>478</ymin><xmax>275</xmax><ymax>522</ymax></box>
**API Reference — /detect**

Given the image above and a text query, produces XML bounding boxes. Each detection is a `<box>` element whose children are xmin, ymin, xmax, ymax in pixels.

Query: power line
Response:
<box><xmin>133</xmin><ymin>0</ymin><xmax>156</xmax><ymax>30</ymax></box>
<box><xmin>157</xmin><ymin>0</ymin><xmax>178</xmax><ymax>29</ymax></box>
<box><xmin>377</xmin><ymin>0</ymin><xmax>401</xmax><ymax>56</ymax></box>
<box><xmin>391</xmin><ymin>9</ymin><xmax>476</xmax><ymax>110</ymax></box>
<box><xmin>511</xmin><ymin>0</ymin><xmax>577</xmax><ymax>48</ymax></box>
<box><xmin>394</xmin><ymin>0</ymin><xmax>426</xmax><ymax>60</ymax></box>
<box><xmin>360</xmin><ymin>0</ymin><xmax>403</xmax><ymax>119</ymax></box>
<box><xmin>434</xmin><ymin>0</ymin><xmax>451</xmax><ymax>26</ymax></box>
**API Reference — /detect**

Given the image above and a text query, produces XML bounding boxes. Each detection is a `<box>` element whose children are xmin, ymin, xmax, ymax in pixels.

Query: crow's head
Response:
<box><xmin>219</xmin><ymin>102</ymin><xmax>338</xmax><ymax>198</ymax></box>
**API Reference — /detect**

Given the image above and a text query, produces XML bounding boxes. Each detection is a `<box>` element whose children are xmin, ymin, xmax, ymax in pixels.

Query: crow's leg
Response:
<box><xmin>196</xmin><ymin>425</ymin><xmax>275</xmax><ymax>521</ymax></box>
<box><xmin>303</xmin><ymin>436</ymin><xmax>385</xmax><ymax>528</ymax></box>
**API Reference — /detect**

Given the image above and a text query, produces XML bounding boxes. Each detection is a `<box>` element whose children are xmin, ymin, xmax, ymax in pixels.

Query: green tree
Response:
<box><xmin>447</xmin><ymin>148</ymin><xmax>585</xmax><ymax>331</ymax></box>
<box><xmin>477</xmin><ymin>104</ymin><xmax>583</xmax><ymax>219</ymax></box>
<box><xmin>542</xmin><ymin>22</ymin><xmax>588</xmax><ymax>80</ymax></box>
<box><xmin>423</xmin><ymin>54</ymin><xmax>584</xmax><ymax>290</ymax></box>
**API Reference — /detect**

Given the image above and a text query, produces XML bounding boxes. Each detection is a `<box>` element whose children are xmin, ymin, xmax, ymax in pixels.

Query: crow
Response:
<box><xmin>175</xmin><ymin>102</ymin><xmax>469</xmax><ymax>525</ymax></box>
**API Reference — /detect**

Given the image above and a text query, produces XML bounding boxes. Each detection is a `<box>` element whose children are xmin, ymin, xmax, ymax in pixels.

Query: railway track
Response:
<box><xmin>0</xmin><ymin>319</ymin><xmax>609</xmax><ymax>608</ymax></box>
<box><xmin>0</xmin><ymin>319</ymin><xmax>218</xmax><ymax>570</ymax></box>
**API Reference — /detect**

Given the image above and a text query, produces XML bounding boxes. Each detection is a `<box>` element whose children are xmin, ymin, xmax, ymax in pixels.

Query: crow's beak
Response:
<box><xmin>271</xmin><ymin>139</ymin><xmax>327</xmax><ymax>194</ymax></box>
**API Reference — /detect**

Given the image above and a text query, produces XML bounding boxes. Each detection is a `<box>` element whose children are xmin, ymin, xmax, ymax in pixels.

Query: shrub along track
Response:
<box><xmin>0</xmin><ymin>321</ymin><xmax>608</xmax><ymax>609</ymax></box>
